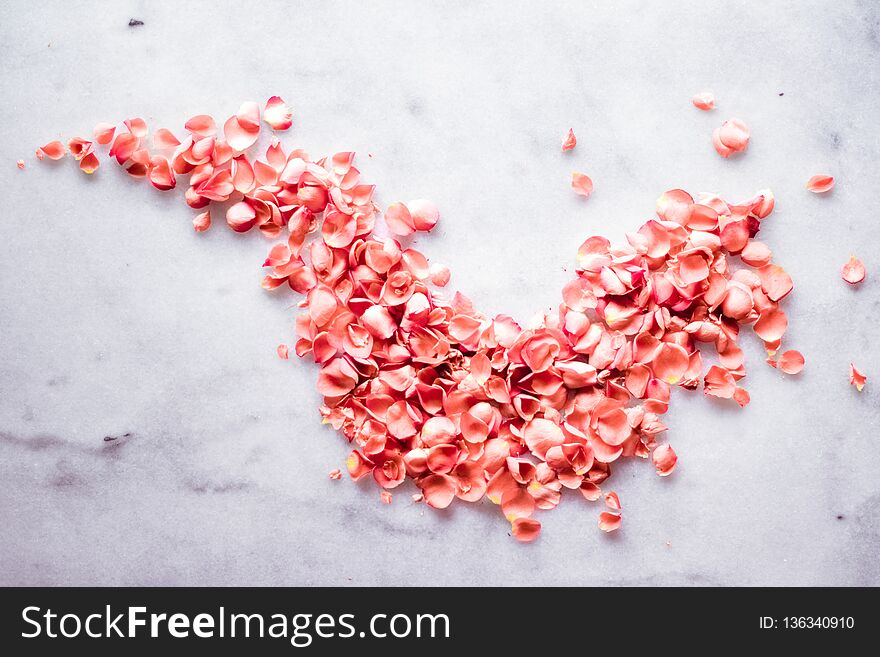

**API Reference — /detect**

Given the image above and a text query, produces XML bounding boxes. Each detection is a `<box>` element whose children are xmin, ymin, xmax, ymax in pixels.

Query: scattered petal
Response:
<box><xmin>777</xmin><ymin>350</ymin><xmax>804</xmax><ymax>375</ymax></box>
<box><xmin>571</xmin><ymin>172</ymin><xmax>593</xmax><ymax>198</ymax></box>
<box><xmin>38</xmin><ymin>141</ymin><xmax>66</xmax><ymax>160</ymax></box>
<box><xmin>277</xmin><ymin>344</ymin><xmax>289</xmax><ymax>360</ymax></box>
<box><xmin>93</xmin><ymin>122</ymin><xmax>116</xmax><ymax>145</ymax></box>
<box><xmin>561</xmin><ymin>128</ymin><xmax>576</xmax><ymax>151</ymax></box>
<box><xmin>652</xmin><ymin>444</ymin><xmax>677</xmax><ymax>476</ymax></box>
<box><xmin>805</xmin><ymin>175</ymin><xmax>834</xmax><ymax>194</ymax></box>
<box><xmin>264</xmin><ymin>96</ymin><xmax>293</xmax><ymax>130</ymax></box>
<box><xmin>840</xmin><ymin>256</ymin><xmax>865</xmax><ymax>285</ymax></box>
<box><xmin>16</xmin><ymin>159</ymin><xmax>25</xmax><ymax>170</ymax></box>
<box><xmin>849</xmin><ymin>363</ymin><xmax>866</xmax><ymax>392</ymax></box>
<box><xmin>79</xmin><ymin>152</ymin><xmax>100</xmax><ymax>174</ymax></box>
<box><xmin>511</xmin><ymin>518</ymin><xmax>541</xmax><ymax>542</ymax></box>
<box><xmin>598</xmin><ymin>512</ymin><xmax>621</xmax><ymax>532</ymax></box>
<box><xmin>329</xmin><ymin>468</ymin><xmax>342</xmax><ymax>480</ymax></box>
<box><xmin>692</xmin><ymin>91</ymin><xmax>715</xmax><ymax>110</ymax></box>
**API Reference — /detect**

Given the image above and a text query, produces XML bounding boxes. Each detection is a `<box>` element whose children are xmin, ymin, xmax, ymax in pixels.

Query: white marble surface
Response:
<box><xmin>1</xmin><ymin>0</ymin><xmax>878</xmax><ymax>586</ymax></box>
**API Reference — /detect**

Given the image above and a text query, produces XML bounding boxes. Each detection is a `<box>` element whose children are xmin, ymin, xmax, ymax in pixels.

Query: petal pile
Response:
<box><xmin>38</xmin><ymin>100</ymin><xmax>814</xmax><ymax>543</ymax></box>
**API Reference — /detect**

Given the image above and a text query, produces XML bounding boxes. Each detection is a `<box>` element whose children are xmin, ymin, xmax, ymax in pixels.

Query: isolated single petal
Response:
<box><xmin>840</xmin><ymin>256</ymin><xmax>865</xmax><ymax>284</ymax></box>
<box><xmin>805</xmin><ymin>175</ymin><xmax>834</xmax><ymax>193</ymax></box>
<box><xmin>571</xmin><ymin>172</ymin><xmax>594</xmax><ymax>198</ymax></box>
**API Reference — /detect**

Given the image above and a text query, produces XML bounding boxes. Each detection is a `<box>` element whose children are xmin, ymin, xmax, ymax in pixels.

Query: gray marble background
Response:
<box><xmin>1</xmin><ymin>0</ymin><xmax>878</xmax><ymax>586</ymax></box>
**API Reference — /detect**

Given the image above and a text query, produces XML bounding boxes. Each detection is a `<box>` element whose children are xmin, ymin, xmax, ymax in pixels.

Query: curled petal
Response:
<box><xmin>691</xmin><ymin>91</ymin><xmax>715</xmax><ymax>110</ymax></box>
<box><xmin>561</xmin><ymin>128</ymin><xmax>576</xmax><ymax>151</ymax></box>
<box><xmin>226</xmin><ymin>201</ymin><xmax>257</xmax><ymax>233</ymax></box>
<box><xmin>849</xmin><ymin>363</ymin><xmax>866</xmax><ymax>392</ymax></box>
<box><xmin>67</xmin><ymin>137</ymin><xmax>93</xmax><ymax>161</ymax></box>
<box><xmin>192</xmin><ymin>210</ymin><xmax>211</xmax><ymax>232</ymax></box>
<box><xmin>841</xmin><ymin>256</ymin><xmax>865</xmax><ymax>284</ymax></box>
<box><xmin>598</xmin><ymin>512</ymin><xmax>621</xmax><ymax>532</ymax></box>
<box><xmin>652</xmin><ymin>444</ymin><xmax>677</xmax><ymax>476</ymax></box>
<box><xmin>148</xmin><ymin>155</ymin><xmax>176</xmax><ymax>190</ymax></box>
<box><xmin>78</xmin><ymin>152</ymin><xmax>100</xmax><ymax>174</ymax></box>
<box><xmin>805</xmin><ymin>175</ymin><xmax>834</xmax><ymax>194</ymax></box>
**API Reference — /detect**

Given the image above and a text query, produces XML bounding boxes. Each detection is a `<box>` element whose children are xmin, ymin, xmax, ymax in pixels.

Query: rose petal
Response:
<box><xmin>806</xmin><ymin>175</ymin><xmax>834</xmax><ymax>194</ymax></box>
<box><xmin>93</xmin><ymin>122</ymin><xmax>116</xmax><ymax>145</ymax></box>
<box><xmin>511</xmin><ymin>517</ymin><xmax>541</xmax><ymax>542</ymax></box>
<box><xmin>561</xmin><ymin>128</ymin><xmax>576</xmax><ymax>151</ymax></box>
<box><xmin>571</xmin><ymin>172</ymin><xmax>593</xmax><ymax>198</ymax></box>
<box><xmin>692</xmin><ymin>91</ymin><xmax>715</xmax><ymax>111</ymax></box>
<box><xmin>849</xmin><ymin>363</ymin><xmax>866</xmax><ymax>392</ymax></box>
<box><xmin>263</xmin><ymin>95</ymin><xmax>293</xmax><ymax>130</ymax></box>
<box><xmin>777</xmin><ymin>350</ymin><xmax>804</xmax><ymax>375</ymax></box>
<box><xmin>598</xmin><ymin>512</ymin><xmax>621</xmax><ymax>532</ymax></box>
<box><xmin>652</xmin><ymin>444</ymin><xmax>677</xmax><ymax>476</ymax></box>
<box><xmin>841</xmin><ymin>256</ymin><xmax>866</xmax><ymax>284</ymax></box>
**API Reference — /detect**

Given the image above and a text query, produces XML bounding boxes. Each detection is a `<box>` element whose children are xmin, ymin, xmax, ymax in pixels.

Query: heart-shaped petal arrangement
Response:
<box><xmin>34</xmin><ymin>97</ymin><xmax>814</xmax><ymax>542</ymax></box>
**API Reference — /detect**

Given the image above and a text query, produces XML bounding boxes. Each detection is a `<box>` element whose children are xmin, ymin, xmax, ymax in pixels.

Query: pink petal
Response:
<box><xmin>317</xmin><ymin>357</ymin><xmax>358</xmax><ymax>397</ymax></box>
<box><xmin>93</xmin><ymin>122</ymin><xmax>116</xmax><ymax>145</ymax></box>
<box><xmin>263</xmin><ymin>96</ymin><xmax>293</xmax><ymax>130</ymax></box>
<box><xmin>571</xmin><ymin>172</ymin><xmax>594</xmax><ymax>198</ymax></box>
<box><xmin>604</xmin><ymin>491</ymin><xmax>621</xmax><ymax>511</ymax></box>
<box><xmin>777</xmin><ymin>350</ymin><xmax>804</xmax><ymax>375</ymax></box>
<box><xmin>511</xmin><ymin>517</ymin><xmax>541</xmax><ymax>542</ymax></box>
<box><xmin>16</xmin><ymin>159</ymin><xmax>25</xmax><ymax>169</ymax></box>
<box><xmin>67</xmin><ymin>137</ymin><xmax>93</xmax><ymax>161</ymax></box>
<box><xmin>38</xmin><ymin>141</ymin><xmax>66</xmax><ymax>160</ymax></box>
<box><xmin>185</xmin><ymin>115</ymin><xmax>217</xmax><ymax>138</ymax></box>
<box><xmin>841</xmin><ymin>256</ymin><xmax>866</xmax><ymax>284</ymax></box>
<box><xmin>691</xmin><ymin>91</ymin><xmax>715</xmax><ymax>110</ymax></box>
<box><xmin>806</xmin><ymin>175</ymin><xmax>834</xmax><ymax>194</ymax></box>
<box><xmin>420</xmin><ymin>474</ymin><xmax>457</xmax><ymax>509</ymax></box>
<box><xmin>753</xmin><ymin>308</ymin><xmax>788</xmax><ymax>343</ymax></box>
<box><xmin>652</xmin><ymin>444</ymin><xmax>677</xmax><ymax>476</ymax></box>
<box><xmin>561</xmin><ymin>128</ymin><xmax>576</xmax><ymax>151</ymax></box>
<box><xmin>226</xmin><ymin>201</ymin><xmax>258</xmax><ymax>233</ymax></box>
<box><xmin>277</xmin><ymin>344</ymin><xmax>289</xmax><ymax>360</ymax></box>
<box><xmin>329</xmin><ymin>468</ymin><xmax>342</xmax><ymax>480</ymax></box>
<box><xmin>224</xmin><ymin>102</ymin><xmax>261</xmax><ymax>151</ymax></box>
<box><xmin>429</xmin><ymin>263</ymin><xmax>450</xmax><ymax>287</ymax></box>
<box><xmin>148</xmin><ymin>155</ymin><xmax>176</xmax><ymax>191</ymax></box>
<box><xmin>124</xmin><ymin>118</ymin><xmax>148</xmax><ymax>139</ymax></box>
<box><xmin>153</xmin><ymin>128</ymin><xmax>181</xmax><ymax>150</ymax></box>
<box><xmin>598</xmin><ymin>512</ymin><xmax>621</xmax><ymax>532</ymax></box>
<box><xmin>384</xmin><ymin>202</ymin><xmax>415</xmax><ymax>236</ymax></box>
<box><xmin>192</xmin><ymin>210</ymin><xmax>211</xmax><ymax>232</ymax></box>
<box><xmin>78</xmin><ymin>152</ymin><xmax>100</xmax><ymax>174</ymax></box>
<box><xmin>849</xmin><ymin>363</ymin><xmax>866</xmax><ymax>392</ymax></box>
<box><xmin>408</xmin><ymin>199</ymin><xmax>440</xmax><ymax>232</ymax></box>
